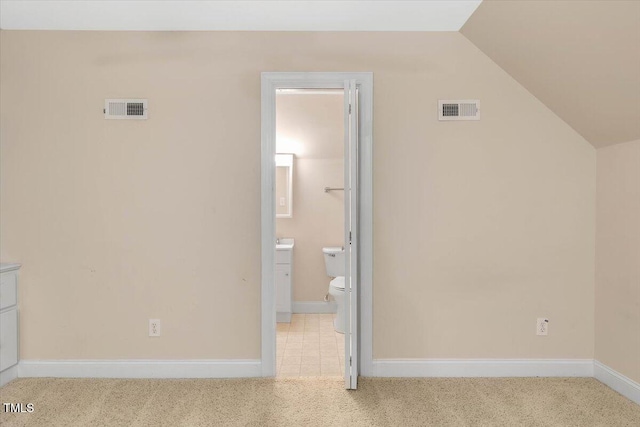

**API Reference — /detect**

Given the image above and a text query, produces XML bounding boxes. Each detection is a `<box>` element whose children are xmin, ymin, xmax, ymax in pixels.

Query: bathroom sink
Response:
<box><xmin>276</xmin><ymin>238</ymin><xmax>294</xmax><ymax>250</ymax></box>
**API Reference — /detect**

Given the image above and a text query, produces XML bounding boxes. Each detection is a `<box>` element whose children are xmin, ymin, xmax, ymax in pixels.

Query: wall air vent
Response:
<box><xmin>438</xmin><ymin>100</ymin><xmax>480</xmax><ymax>121</ymax></box>
<box><xmin>104</xmin><ymin>99</ymin><xmax>148</xmax><ymax>119</ymax></box>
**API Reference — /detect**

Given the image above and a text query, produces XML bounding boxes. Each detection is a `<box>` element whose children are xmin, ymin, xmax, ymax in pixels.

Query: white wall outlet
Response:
<box><xmin>536</xmin><ymin>318</ymin><xmax>549</xmax><ymax>336</ymax></box>
<box><xmin>279</xmin><ymin>197</ymin><xmax>285</xmax><ymax>207</ymax></box>
<box><xmin>149</xmin><ymin>319</ymin><xmax>161</xmax><ymax>337</ymax></box>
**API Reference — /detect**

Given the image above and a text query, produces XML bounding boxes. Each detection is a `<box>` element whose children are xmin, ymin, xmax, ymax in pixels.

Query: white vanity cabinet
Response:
<box><xmin>0</xmin><ymin>263</ymin><xmax>20</xmax><ymax>386</ymax></box>
<box><xmin>275</xmin><ymin>239</ymin><xmax>294</xmax><ymax>323</ymax></box>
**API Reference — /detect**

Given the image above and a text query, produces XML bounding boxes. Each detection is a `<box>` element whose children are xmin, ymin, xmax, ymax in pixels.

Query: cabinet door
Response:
<box><xmin>0</xmin><ymin>309</ymin><xmax>18</xmax><ymax>371</ymax></box>
<box><xmin>0</xmin><ymin>272</ymin><xmax>18</xmax><ymax>310</ymax></box>
<box><xmin>275</xmin><ymin>265</ymin><xmax>291</xmax><ymax>313</ymax></box>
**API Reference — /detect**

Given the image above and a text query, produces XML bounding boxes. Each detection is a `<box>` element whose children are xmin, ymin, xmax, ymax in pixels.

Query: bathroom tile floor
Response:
<box><xmin>276</xmin><ymin>313</ymin><xmax>345</xmax><ymax>377</ymax></box>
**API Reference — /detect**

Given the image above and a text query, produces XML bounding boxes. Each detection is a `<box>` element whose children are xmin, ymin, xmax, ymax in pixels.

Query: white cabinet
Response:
<box><xmin>0</xmin><ymin>263</ymin><xmax>20</xmax><ymax>386</ymax></box>
<box><xmin>275</xmin><ymin>265</ymin><xmax>292</xmax><ymax>321</ymax></box>
<box><xmin>275</xmin><ymin>241</ymin><xmax>294</xmax><ymax>323</ymax></box>
<box><xmin>0</xmin><ymin>310</ymin><xmax>18</xmax><ymax>370</ymax></box>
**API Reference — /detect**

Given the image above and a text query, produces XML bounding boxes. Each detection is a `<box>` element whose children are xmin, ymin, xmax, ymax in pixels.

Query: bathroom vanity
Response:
<box><xmin>0</xmin><ymin>263</ymin><xmax>21</xmax><ymax>386</ymax></box>
<box><xmin>275</xmin><ymin>239</ymin><xmax>294</xmax><ymax>322</ymax></box>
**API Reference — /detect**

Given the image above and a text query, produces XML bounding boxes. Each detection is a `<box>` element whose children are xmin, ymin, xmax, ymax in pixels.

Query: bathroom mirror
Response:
<box><xmin>276</xmin><ymin>153</ymin><xmax>293</xmax><ymax>218</ymax></box>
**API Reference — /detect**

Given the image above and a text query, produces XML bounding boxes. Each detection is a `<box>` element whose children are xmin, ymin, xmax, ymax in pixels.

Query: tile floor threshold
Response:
<box><xmin>277</xmin><ymin>313</ymin><xmax>345</xmax><ymax>378</ymax></box>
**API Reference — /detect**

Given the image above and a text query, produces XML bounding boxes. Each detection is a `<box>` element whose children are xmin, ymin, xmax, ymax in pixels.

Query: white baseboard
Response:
<box><xmin>293</xmin><ymin>301</ymin><xmax>337</xmax><ymax>314</ymax></box>
<box><xmin>276</xmin><ymin>312</ymin><xmax>291</xmax><ymax>322</ymax></box>
<box><xmin>18</xmin><ymin>359</ymin><xmax>262</xmax><ymax>379</ymax></box>
<box><xmin>0</xmin><ymin>365</ymin><xmax>19</xmax><ymax>387</ymax></box>
<box><xmin>594</xmin><ymin>360</ymin><xmax>640</xmax><ymax>405</ymax></box>
<box><xmin>371</xmin><ymin>359</ymin><xmax>594</xmax><ymax>378</ymax></box>
<box><xmin>11</xmin><ymin>359</ymin><xmax>640</xmax><ymax>405</ymax></box>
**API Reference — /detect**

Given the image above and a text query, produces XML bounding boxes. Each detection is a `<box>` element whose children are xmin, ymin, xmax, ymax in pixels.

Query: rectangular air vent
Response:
<box><xmin>104</xmin><ymin>99</ymin><xmax>148</xmax><ymax>119</ymax></box>
<box><xmin>438</xmin><ymin>100</ymin><xmax>480</xmax><ymax>121</ymax></box>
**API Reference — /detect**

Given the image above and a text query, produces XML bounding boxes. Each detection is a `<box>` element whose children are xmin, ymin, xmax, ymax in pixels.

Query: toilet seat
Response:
<box><xmin>330</xmin><ymin>276</ymin><xmax>345</xmax><ymax>291</ymax></box>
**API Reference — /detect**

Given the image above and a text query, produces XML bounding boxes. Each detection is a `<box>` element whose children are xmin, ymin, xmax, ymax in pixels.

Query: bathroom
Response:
<box><xmin>274</xmin><ymin>88</ymin><xmax>346</xmax><ymax>377</ymax></box>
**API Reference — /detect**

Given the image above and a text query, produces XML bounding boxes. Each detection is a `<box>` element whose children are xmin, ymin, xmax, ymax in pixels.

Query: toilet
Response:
<box><xmin>323</xmin><ymin>247</ymin><xmax>346</xmax><ymax>334</ymax></box>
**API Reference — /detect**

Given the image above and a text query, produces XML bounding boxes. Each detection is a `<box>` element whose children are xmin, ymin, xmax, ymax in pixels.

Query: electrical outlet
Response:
<box><xmin>279</xmin><ymin>197</ymin><xmax>286</xmax><ymax>207</ymax></box>
<box><xmin>536</xmin><ymin>318</ymin><xmax>549</xmax><ymax>336</ymax></box>
<box><xmin>149</xmin><ymin>319</ymin><xmax>161</xmax><ymax>337</ymax></box>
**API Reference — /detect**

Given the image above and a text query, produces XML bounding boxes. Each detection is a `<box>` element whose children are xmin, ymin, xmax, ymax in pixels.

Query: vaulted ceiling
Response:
<box><xmin>461</xmin><ymin>0</ymin><xmax>640</xmax><ymax>148</ymax></box>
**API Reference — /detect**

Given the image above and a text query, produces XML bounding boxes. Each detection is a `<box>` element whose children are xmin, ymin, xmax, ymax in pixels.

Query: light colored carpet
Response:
<box><xmin>1</xmin><ymin>377</ymin><xmax>639</xmax><ymax>426</ymax></box>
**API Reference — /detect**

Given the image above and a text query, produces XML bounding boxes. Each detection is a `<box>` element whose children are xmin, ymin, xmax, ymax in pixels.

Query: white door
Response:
<box><xmin>344</xmin><ymin>79</ymin><xmax>359</xmax><ymax>389</ymax></box>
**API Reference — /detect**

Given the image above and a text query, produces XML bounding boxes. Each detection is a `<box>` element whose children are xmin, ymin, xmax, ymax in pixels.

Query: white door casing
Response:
<box><xmin>260</xmin><ymin>72</ymin><xmax>373</xmax><ymax>386</ymax></box>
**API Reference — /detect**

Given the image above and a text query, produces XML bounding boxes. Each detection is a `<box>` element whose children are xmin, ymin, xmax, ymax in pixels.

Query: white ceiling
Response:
<box><xmin>0</xmin><ymin>0</ymin><xmax>482</xmax><ymax>31</ymax></box>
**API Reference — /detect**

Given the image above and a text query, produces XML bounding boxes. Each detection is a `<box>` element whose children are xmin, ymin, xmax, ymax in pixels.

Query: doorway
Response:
<box><xmin>261</xmin><ymin>72</ymin><xmax>373</xmax><ymax>389</ymax></box>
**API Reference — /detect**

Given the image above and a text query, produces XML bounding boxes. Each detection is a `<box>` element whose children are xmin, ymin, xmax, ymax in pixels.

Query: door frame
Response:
<box><xmin>260</xmin><ymin>72</ymin><xmax>373</xmax><ymax>378</ymax></box>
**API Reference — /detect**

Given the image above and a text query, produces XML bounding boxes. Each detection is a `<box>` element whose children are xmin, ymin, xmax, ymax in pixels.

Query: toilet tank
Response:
<box><xmin>323</xmin><ymin>247</ymin><xmax>345</xmax><ymax>277</ymax></box>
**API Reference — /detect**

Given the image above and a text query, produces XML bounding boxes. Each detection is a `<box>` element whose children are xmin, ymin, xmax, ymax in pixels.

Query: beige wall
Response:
<box><xmin>0</xmin><ymin>31</ymin><xmax>595</xmax><ymax>361</ymax></box>
<box><xmin>595</xmin><ymin>139</ymin><xmax>640</xmax><ymax>383</ymax></box>
<box><xmin>276</xmin><ymin>93</ymin><xmax>344</xmax><ymax>302</ymax></box>
<box><xmin>461</xmin><ymin>0</ymin><xmax>640</xmax><ymax>147</ymax></box>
